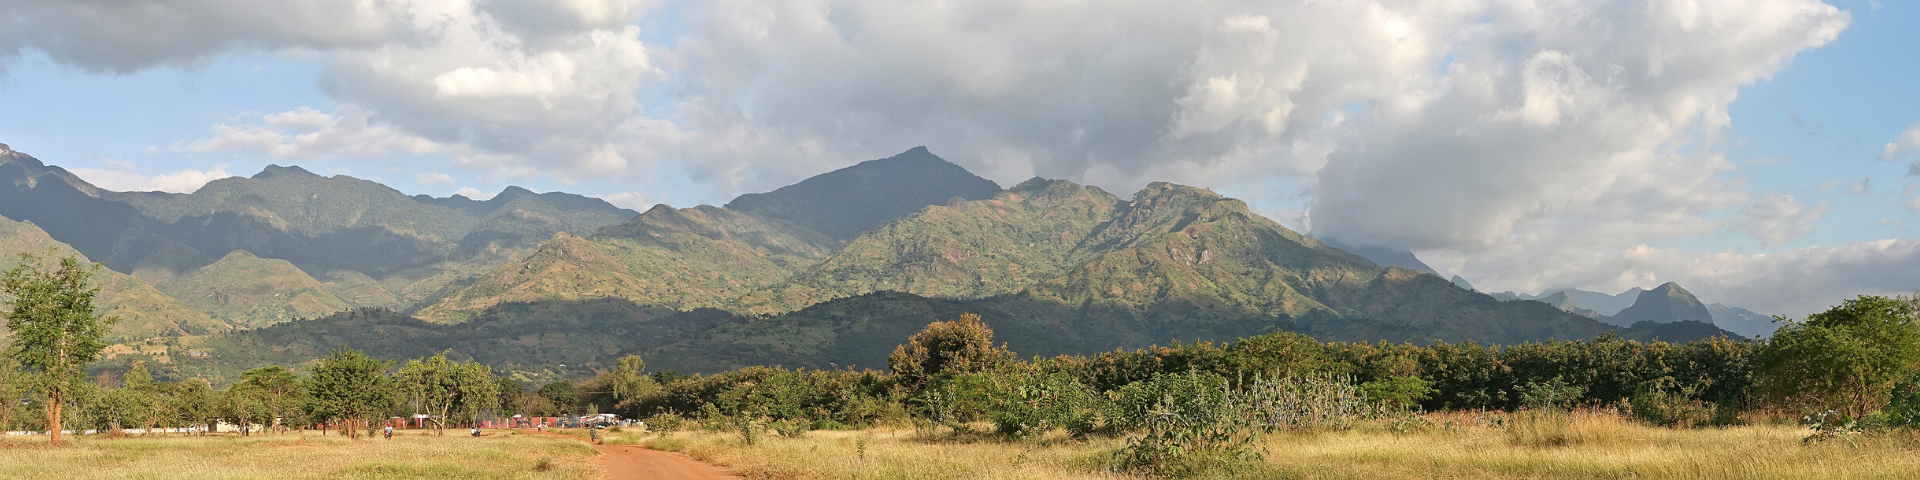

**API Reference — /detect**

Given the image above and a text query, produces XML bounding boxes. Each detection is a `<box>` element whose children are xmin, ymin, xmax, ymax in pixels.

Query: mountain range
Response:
<box><xmin>0</xmin><ymin>142</ymin><xmax>1746</xmax><ymax>383</ymax></box>
<box><xmin>1487</xmin><ymin>283</ymin><xmax>1777</xmax><ymax>338</ymax></box>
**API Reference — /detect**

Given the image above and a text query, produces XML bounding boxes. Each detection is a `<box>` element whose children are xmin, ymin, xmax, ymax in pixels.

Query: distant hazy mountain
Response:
<box><xmin>1606</xmin><ymin>282</ymin><xmax>1712</xmax><ymax>326</ymax></box>
<box><xmin>1450</xmin><ymin>275</ymin><xmax>1476</xmax><ymax>291</ymax></box>
<box><xmin>2</xmin><ymin>143</ymin><xmax>638</xmax><ymax>327</ymax></box>
<box><xmin>1320</xmin><ymin>238</ymin><xmax>1437</xmax><ymax>274</ymax></box>
<box><xmin>1488</xmin><ymin>287</ymin><xmax>1643</xmax><ymax>317</ymax></box>
<box><xmin>1537</xmin><ymin>291</ymin><xmax>1603</xmax><ymax>318</ymax></box>
<box><xmin>0</xmin><ymin>141</ymin><xmax>1751</xmax><ymax>380</ymax></box>
<box><xmin>725</xmin><ymin>146</ymin><xmax>1002</xmax><ymax>241</ymax></box>
<box><xmin>1708</xmin><ymin>303</ymin><xmax>1778</xmax><ymax>338</ymax></box>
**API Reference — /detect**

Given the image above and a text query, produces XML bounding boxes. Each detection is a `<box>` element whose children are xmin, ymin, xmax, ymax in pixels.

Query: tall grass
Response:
<box><xmin>0</xmin><ymin>430</ymin><xmax>598</xmax><ymax>479</ymax></box>
<box><xmin>640</xmin><ymin>412</ymin><xmax>1920</xmax><ymax>479</ymax></box>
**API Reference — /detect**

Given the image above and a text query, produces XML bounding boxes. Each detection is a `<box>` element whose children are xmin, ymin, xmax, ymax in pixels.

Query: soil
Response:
<box><xmin>520</xmin><ymin>429</ymin><xmax>742</xmax><ymax>480</ymax></box>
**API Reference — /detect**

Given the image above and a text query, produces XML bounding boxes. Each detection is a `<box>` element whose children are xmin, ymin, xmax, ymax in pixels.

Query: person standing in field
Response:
<box><xmin>384</xmin><ymin>425</ymin><xmax>392</xmax><ymax>440</ymax></box>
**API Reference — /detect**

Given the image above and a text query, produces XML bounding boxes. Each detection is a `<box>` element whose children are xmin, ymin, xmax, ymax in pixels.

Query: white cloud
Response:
<box><xmin>453</xmin><ymin>186</ymin><xmax>491</xmax><ymax>200</ymax></box>
<box><xmin>1435</xmin><ymin>239</ymin><xmax>1920</xmax><ymax>318</ymax></box>
<box><xmin>594</xmin><ymin>191</ymin><xmax>656</xmax><ymax>211</ymax></box>
<box><xmin>1884</xmin><ymin>122</ymin><xmax>1920</xmax><ymax>162</ymax></box>
<box><xmin>69</xmin><ymin>165</ymin><xmax>233</xmax><ymax>194</ymax></box>
<box><xmin>0</xmin><ymin>0</ymin><xmax>408</xmax><ymax>74</ymax></box>
<box><xmin>1738</xmin><ymin>193</ymin><xmax>1829</xmax><ymax>248</ymax></box>
<box><xmin>10</xmin><ymin>0</ymin><xmax>1886</xmax><ymax>314</ymax></box>
<box><xmin>416</xmin><ymin>172</ymin><xmax>456</xmax><ymax>186</ymax></box>
<box><xmin>182</xmin><ymin>104</ymin><xmax>449</xmax><ymax>160</ymax></box>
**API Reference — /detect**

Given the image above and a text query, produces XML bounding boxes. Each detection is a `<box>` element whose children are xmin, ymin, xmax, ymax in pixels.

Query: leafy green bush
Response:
<box><xmin>1359</xmin><ymin>376</ymin><xmax>1433</xmax><ymax>412</ymax></box>
<box><xmin>986</xmin><ymin>368</ymin><xmax>1109</xmax><ymax>438</ymax></box>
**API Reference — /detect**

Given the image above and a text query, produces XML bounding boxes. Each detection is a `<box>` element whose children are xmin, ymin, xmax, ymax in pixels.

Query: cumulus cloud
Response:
<box><xmin>69</xmin><ymin>164</ymin><xmax>233</xmax><ymax>193</ymax></box>
<box><xmin>10</xmin><ymin>0</ymin><xmax>1891</xmax><ymax>314</ymax></box>
<box><xmin>0</xmin><ymin>0</ymin><xmax>409</xmax><ymax>74</ymax></box>
<box><xmin>1738</xmin><ymin>193</ymin><xmax>1829</xmax><ymax>248</ymax></box>
<box><xmin>452</xmin><ymin>186</ymin><xmax>491</xmax><ymax>199</ymax></box>
<box><xmin>1882</xmin><ymin>122</ymin><xmax>1920</xmax><ymax>162</ymax></box>
<box><xmin>594</xmin><ymin>191</ymin><xmax>657</xmax><ymax>211</ymax></box>
<box><xmin>180</xmin><ymin>104</ymin><xmax>449</xmax><ymax>159</ymax></box>
<box><xmin>416</xmin><ymin>171</ymin><xmax>456</xmax><ymax>186</ymax></box>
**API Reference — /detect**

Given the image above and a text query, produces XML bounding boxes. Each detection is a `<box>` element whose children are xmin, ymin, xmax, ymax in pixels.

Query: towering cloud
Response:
<box><xmin>2</xmin><ymin>0</ymin><xmax>1883</xmax><ymax>314</ymax></box>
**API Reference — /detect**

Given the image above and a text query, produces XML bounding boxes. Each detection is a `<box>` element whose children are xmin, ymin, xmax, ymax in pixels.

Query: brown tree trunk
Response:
<box><xmin>47</xmin><ymin>393</ymin><xmax>63</xmax><ymax>445</ymax></box>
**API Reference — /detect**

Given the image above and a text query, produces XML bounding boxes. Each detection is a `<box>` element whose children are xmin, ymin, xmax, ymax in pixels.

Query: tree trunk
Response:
<box><xmin>47</xmin><ymin>392</ymin><xmax>63</xmax><ymax>445</ymax></box>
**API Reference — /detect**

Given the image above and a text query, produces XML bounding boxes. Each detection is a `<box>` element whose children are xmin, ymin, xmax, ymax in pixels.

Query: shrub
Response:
<box><xmin>987</xmin><ymin>369</ymin><xmax>1109</xmax><ymax>438</ymax></box>
<box><xmin>1359</xmin><ymin>376</ymin><xmax>1433</xmax><ymax>412</ymax></box>
<box><xmin>1630</xmin><ymin>385</ymin><xmax>1716</xmax><ymax>428</ymax></box>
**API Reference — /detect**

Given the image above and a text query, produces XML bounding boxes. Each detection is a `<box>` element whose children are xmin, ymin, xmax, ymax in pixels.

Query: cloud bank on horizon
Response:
<box><xmin>3</xmin><ymin>0</ymin><xmax>1914</xmax><ymax>316</ymax></box>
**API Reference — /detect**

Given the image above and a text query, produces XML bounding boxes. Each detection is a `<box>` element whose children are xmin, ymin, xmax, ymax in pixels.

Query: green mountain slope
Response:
<box><xmin>0</xmin><ymin>213</ymin><xmax>228</xmax><ymax>341</ymax></box>
<box><xmin>103</xmin><ymin>300</ymin><xmax>732</xmax><ymax>386</ymax></box>
<box><xmin>725</xmin><ymin>146</ymin><xmax>1003</xmax><ymax>240</ymax></box>
<box><xmin>733</xmin><ymin>178</ymin><xmax>1125</xmax><ymax>313</ymax></box>
<box><xmin>414</xmin><ymin>205</ymin><xmax>834</xmax><ymax>323</ymax></box>
<box><xmin>154</xmin><ymin>250</ymin><xmax>351</xmax><ymax>329</ymax></box>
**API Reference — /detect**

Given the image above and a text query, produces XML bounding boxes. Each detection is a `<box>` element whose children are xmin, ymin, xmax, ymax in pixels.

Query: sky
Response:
<box><xmin>0</xmin><ymin>0</ymin><xmax>1916</xmax><ymax>317</ymax></box>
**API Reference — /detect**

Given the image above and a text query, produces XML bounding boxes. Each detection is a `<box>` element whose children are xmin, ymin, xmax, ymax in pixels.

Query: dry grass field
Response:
<box><xmin>631</xmin><ymin>410</ymin><xmax>1920</xmax><ymax>479</ymax></box>
<box><xmin>0</xmin><ymin>429</ymin><xmax>599</xmax><ymax>479</ymax></box>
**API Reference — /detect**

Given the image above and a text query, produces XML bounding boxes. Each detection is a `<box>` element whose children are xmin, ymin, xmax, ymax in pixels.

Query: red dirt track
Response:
<box><xmin>520</xmin><ymin>429</ymin><xmax>741</xmax><ymax>479</ymax></box>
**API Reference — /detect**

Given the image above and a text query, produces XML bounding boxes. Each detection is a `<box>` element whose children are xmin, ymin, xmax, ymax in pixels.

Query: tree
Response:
<box><xmin>0</xmin><ymin>254</ymin><xmax>118</xmax><ymax>445</ymax></box>
<box><xmin>396</xmin><ymin>351</ymin><xmax>500</xmax><ymax>435</ymax></box>
<box><xmin>0</xmin><ymin>346</ymin><xmax>23</xmax><ymax>433</ymax></box>
<box><xmin>1756</xmin><ymin>295</ymin><xmax>1920</xmax><ymax>418</ymax></box>
<box><xmin>235</xmin><ymin>366</ymin><xmax>305</xmax><ymax>433</ymax></box>
<box><xmin>611</xmin><ymin>355</ymin><xmax>655</xmax><ymax>402</ymax></box>
<box><xmin>307</xmin><ymin>347</ymin><xmax>397</xmax><ymax>439</ymax></box>
<box><xmin>888</xmin><ymin>313</ymin><xmax>1014</xmax><ymax>388</ymax></box>
<box><xmin>172</xmin><ymin>378</ymin><xmax>218</xmax><ymax>434</ymax></box>
<box><xmin>122</xmin><ymin>363</ymin><xmax>176</xmax><ymax>435</ymax></box>
<box><xmin>536</xmin><ymin>381</ymin><xmax>579</xmax><ymax>416</ymax></box>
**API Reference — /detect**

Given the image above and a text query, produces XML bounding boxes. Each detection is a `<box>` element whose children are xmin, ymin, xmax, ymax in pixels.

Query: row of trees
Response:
<box><xmin>11</xmin><ymin>251</ymin><xmax>1920</xmax><ymax>455</ymax></box>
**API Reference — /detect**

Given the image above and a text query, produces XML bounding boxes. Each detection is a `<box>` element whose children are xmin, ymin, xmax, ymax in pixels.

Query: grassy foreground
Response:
<box><xmin>0</xmin><ymin>429</ymin><xmax>599</xmax><ymax>479</ymax></box>
<box><xmin>629</xmin><ymin>411</ymin><xmax>1920</xmax><ymax>479</ymax></box>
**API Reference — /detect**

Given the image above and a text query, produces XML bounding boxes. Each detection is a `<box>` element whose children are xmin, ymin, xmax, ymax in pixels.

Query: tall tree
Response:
<box><xmin>0</xmin><ymin>254</ymin><xmax>117</xmax><ymax>445</ymax></box>
<box><xmin>306</xmin><ymin>346</ymin><xmax>396</xmax><ymax>439</ymax></box>
<box><xmin>610</xmin><ymin>354</ymin><xmax>655</xmax><ymax>403</ymax></box>
<box><xmin>0</xmin><ymin>346</ymin><xmax>23</xmax><ymax>434</ymax></box>
<box><xmin>1757</xmin><ymin>295</ymin><xmax>1920</xmax><ymax>418</ymax></box>
<box><xmin>397</xmin><ymin>351</ymin><xmax>499</xmax><ymax>435</ymax></box>
<box><xmin>235</xmin><ymin>366</ymin><xmax>305</xmax><ymax>433</ymax></box>
<box><xmin>888</xmin><ymin>313</ymin><xmax>1013</xmax><ymax>389</ymax></box>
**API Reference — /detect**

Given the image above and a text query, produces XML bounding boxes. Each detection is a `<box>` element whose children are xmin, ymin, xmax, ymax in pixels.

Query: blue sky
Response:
<box><xmin>1</xmin><ymin>0</ymin><xmax>1917</xmax><ymax>315</ymax></box>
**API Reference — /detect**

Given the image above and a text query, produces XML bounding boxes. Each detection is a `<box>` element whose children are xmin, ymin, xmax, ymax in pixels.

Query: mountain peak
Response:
<box><xmin>724</xmin><ymin>147</ymin><xmax>1002</xmax><ymax>240</ymax></box>
<box><xmin>1610</xmin><ymin>282</ymin><xmax>1711</xmax><ymax>324</ymax></box>
<box><xmin>253</xmin><ymin>164</ymin><xmax>319</xmax><ymax>180</ymax></box>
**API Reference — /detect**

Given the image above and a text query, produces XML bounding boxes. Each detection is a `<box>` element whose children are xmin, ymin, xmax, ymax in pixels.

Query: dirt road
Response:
<box><xmin>521</xmin><ymin>429</ymin><xmax>741</xmax><ymax>480</ymax></box>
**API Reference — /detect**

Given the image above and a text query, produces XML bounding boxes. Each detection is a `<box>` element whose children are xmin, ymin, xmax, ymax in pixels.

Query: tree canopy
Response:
<box><xmin>1756</xmin><ymin>295</ymin><xmax>1920</xmax><ymax>418</ymax></box>
<box><xmin>1</xmin><ymin>253</ymin><xmax>117</xmax><ymax>444</ymax></box>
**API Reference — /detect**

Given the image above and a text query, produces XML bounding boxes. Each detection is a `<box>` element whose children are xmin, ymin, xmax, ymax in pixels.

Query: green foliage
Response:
<box><xmin>536</xmin><ymin>381</ymin><xmax>579</xmax><ymax>416</ymax></box>
<box><xmin>397</xmin><ymin>351</ymin><xmax>500</xmax><ymax>435</ymax></box>
<box><xmin>305</xmin><ymin>347</ymin><xmax>397</xmax><ymax>438</ymax></box>
<box><xmin>983</xmin><ymin>367</ymin><xmax>1109</xmax><ymax>438</ymax></box>
<box><xmin>2</xmin><ymin>253</ymin><xmax>117</xmax><ymax>443</ymax></box>
<box><xmin>888</xmin><ymin>313</ymin><xmax>1014</xmax><ymax>389</ymax></box>
<box><xmin>1756</xmin><ymin>295</ymin><xmax>1920</xmax><ymax>418</ymax></box>
<box><xmin>234</xmin><ymin>365</ymin><xmax>304</xmax><ymax>433</ymax></box>
<box><xmin>1359</xmin><ymin>376</ymin><xmax>1434</xmax><ymax>411</ymax></box>
<box><xmin>1516</xmin><ymin>376</ymin><xmax>1587</xmax><ymax>410</ymax></box>
<box><xmin>1629</xmin><ymin>381</ymin><xmax>1718</xmax><ymax>428</ymax></box>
